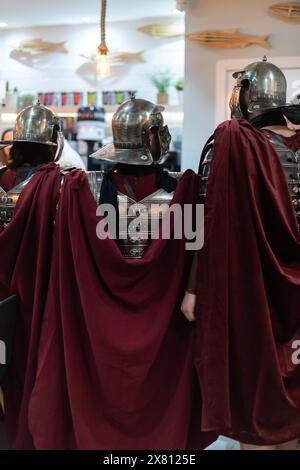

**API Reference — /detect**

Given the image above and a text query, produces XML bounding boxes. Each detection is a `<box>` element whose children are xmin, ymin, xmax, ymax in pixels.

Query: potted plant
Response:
<box><xmin>175</xmin><ymin>78</ymin><xmax>183</xmax><ymax>106</ymax></box>
<box><xmin>4</xmin><ymin>82</ymin><xmax>19</xmax><ymax>113</ymax></box>
<box><xmin>18</xmin><ymin>93</ymin><xmax>36</xmax><ymax>111</ymax></box>
<box><xmin>149</xmin><ymin>70</ymin><xmax>172</xmax><ymax>105</ymax></box>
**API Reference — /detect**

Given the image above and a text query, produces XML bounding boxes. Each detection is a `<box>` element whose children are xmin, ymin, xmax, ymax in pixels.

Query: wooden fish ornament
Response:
<box><xmin>80</xmin><ymin>50</ymin><xmax>145</xmax><ymax>65</ymax></box>
<box><xmin>269</xmin><ymin>2</ymin><xmax>300</xmax><ymax>20</ymax></box>
<box><xmin>138</xmin><ymin>22</ymin><xmax>184</xmax><ymax>39</ymax></box>
<box><xmin>186</xmin><ymin>29</ymin><xmax>270</xmax><ymax>49</ymax></box>
<box><xmin>110</xmin><ymin>51</ymin><xmax>145</xmax><ymax>64</ymax></box>
<box><xmin>13</xmin><ymin>38</ymin><xmax>68</xmax><ymax>55</ymax></box>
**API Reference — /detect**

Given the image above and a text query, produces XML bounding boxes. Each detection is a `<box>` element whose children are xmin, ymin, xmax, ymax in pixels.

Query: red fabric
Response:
<box><xmin>0</xmin><ymin>164</ymin><xmax>216</xmax><ymax>449</ymax></box>
<box><xmin>111</xmin><ymin>171</ymin><xmax>157</xmax><ymax>201</ymax></box>
<box><xmin>280</xmin><ymin>131</ymin><xmax>300</xmax><ymax>151</ymax></box>
<box><xmin>0</xmin><ymin>168</ymin><xmax>18</xmax><ymax>192</ymax></box>
<box><xmin>0</xmin><ymin>163</ymin><xmax>61</xmax><ymax>448</ymax></box>
<box><xmin>27</xmin><ymin>168</ymin><xmax>216</xmax><ymax>449</ymax></box>
<box><xmin>195</xmin><ymin>119</ymin><xmax>300</xmax><ymax>445</ymax></box>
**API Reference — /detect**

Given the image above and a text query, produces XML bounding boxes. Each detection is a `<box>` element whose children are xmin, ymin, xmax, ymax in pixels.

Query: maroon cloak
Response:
<box><xmin>195</xmin><ymin>119</ymin><xmax>300</xmax><ymax>445</ymax></box>
<box><xmin>0</xmin><ymin>164</ymin><xmax>216</xmax><ymax>449</ymax></box>
<box><xmin>0</xmin><ymin>168</ymin><xmax>18</xmax><ymax>192</ymax></box>
<box><xmin>0</xmin><ymin>164</ymin><xmax>61</xmax><ymax>448</ymax></box>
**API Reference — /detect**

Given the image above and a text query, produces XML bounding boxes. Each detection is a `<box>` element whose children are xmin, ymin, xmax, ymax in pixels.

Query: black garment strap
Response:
<box><xmin>281</xmin><ymin>105</ymin><xmax>300</xmax><ymax>125</ymax></box>
<box><xmin>198</xmin><ymin>134</ymin><xmax>215</xmax><ymax>175</ymax></box>
<box><xmin>115</xmin><ymin>164</ymin><xmax>154</xmax><ymax>177</ymax></box>
<box><xmin>155</xmin><ymin>165</ymin><xmax>177</xmax><ymax>193</ymax></box>
<box><xmin>117</xmin><ymin>173</ymin><xmax>137</xmax><ymax>201</ymax></box>
<box><xmin>99</xmin><ymin>170</ymin><xmax>120</xmax><ymax>238</ymax></box>
<box><xmin>250</xmin><ymin>109</ymin><xmax>286</xmax><ymax>129</ymax></box>
<box><xmin>0</xmin><ymin>166</ymin><xmax>7</xmax><ymax>178</ymax></box>
<box><xmin>99</xmin><ymin>170</ymin><xmax>118</xmax><ymax>207</ymax></box>
<box><xmin>15</xmin><ymin>165</ymin><xmax>38</xmax><ymax>183</ymax></box>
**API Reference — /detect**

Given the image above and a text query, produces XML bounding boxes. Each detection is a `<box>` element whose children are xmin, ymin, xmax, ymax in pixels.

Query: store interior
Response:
<box><xmin>0</xmin><ymin>0</ymin><xmax>300</xmax><ymax>452</ymax></box>
<box><xmin>0</xmin><ymin>0</ymin><xmax>185</xmax><ymax>171</ymax></box>
<box><xmin>1</xmin><ymin>0</ymin><xmax>299</xmax><ymax>172</ymax></box>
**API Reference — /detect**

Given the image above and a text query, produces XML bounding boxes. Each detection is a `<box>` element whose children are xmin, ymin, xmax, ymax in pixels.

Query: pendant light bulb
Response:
<box><xmin>97</xmin><ymin>44</ymin><xmax>110</xmax><ymax>77</ymax></box>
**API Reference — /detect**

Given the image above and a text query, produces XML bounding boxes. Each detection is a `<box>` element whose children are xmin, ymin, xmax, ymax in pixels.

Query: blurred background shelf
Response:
<box><xmin>0</xmin><ymin>104</ymin><xmax>183</xmax><ymax>124</ymax></box>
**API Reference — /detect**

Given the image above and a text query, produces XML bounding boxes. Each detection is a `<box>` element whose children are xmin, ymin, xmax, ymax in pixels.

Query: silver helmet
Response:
<box><xmin>0</xmin><ymin>101</ymin><xmax>64</xmax><ymax>160</ymax></box>
<box><xmin>91</xmin><ymin>96</ymin><xmax>171</xmax><ymax>165</ymax></box>
<box><xmin>230</xmin><ymin>56</ymin><xmax>288</xmax><ymax>119</ymax></box>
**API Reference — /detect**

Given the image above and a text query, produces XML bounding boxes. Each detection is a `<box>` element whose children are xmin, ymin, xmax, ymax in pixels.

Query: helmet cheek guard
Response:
<box><xmin>158</xmin><ymin>125</ymin><xmax>171</xmax><ymax>160</ymax></box>
<box><xmin>54</xmin><ymin>127</ymin><xmax>65</xmax><ymax>162</ymax></box>
<box><xmin>229</xmin><ymin>72</ymin><xmax>250</xmax><ymax>119</ymax></box>
<box><xmin>230</xmin><ymin>82</ymin><xmax>244</xmax><ymax>119</ymax></box>
<box><xmin>145</xmin><ymin>110</ymin><xmax>171</xmax><ymax>163</ymax></box>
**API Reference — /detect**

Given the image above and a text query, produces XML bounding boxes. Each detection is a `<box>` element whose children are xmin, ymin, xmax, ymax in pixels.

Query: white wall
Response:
<box><xmin>0</xmin><ymin>17</ymin><xmax>184</xmax><ymax>104</ymax></box>
<box><xmin>182</xmin><ymin>0</ymin><xmax>300</xmax><ymax>170</ymax></box>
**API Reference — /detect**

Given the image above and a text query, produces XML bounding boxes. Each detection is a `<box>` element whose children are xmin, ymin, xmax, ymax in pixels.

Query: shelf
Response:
<box><xmin>52</xmin><ymin>104</ymin><xmax>183</xmax><ymax>117</ymax></box>
<box><xmin>0</xmin><ymin>105</ymin><xmax>184</xmax><ymax>126</ymax></box>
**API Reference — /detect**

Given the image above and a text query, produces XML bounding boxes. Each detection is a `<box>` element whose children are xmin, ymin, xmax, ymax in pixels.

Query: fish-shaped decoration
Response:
<box><xmin>138</xmin><ymin>22</ymin><xmax>184</xmax><ymax>39</ymax></box>
<box><xmin>110</xmin><ymin>51</ymin><xmax>145</xmax><ymax>64</ymax></box>
<box><xmin>269</xmin><ymin>2</ymin><xmax>300</xmax><ymax>20</ymax></box>
<box><xmin>186</xmin><ymin>29</ymin><xmax>270</xmax><ymax>49</ymax></box>
<box><xmin>80</xmin><ymin>50</ymin><xmax>145</xmax><ymax>65</ymax></box>
<box><xmin>12</xmin><ymin>38</ymin><xmax>68</xmax><ymax>55</ymax></box>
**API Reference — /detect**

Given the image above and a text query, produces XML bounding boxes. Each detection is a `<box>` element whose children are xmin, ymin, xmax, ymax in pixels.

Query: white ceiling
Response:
<box><xmin>0</xmin><ymin>0</ymin><xmax>183</xmax><ymax>29</ymax></box>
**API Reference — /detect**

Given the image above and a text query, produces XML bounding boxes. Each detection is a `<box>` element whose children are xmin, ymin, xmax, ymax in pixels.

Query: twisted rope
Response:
<box><xmin>100</xmin><ymin>0</ymin><xmax>107</xmax><ymax>45</ymax></box>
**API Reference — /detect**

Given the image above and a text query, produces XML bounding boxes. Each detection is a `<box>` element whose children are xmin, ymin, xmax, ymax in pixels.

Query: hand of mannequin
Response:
<box><xmin>181</xmin><ymin>291</ymin><xmax>197</xmax><ymax>322</ymax></box>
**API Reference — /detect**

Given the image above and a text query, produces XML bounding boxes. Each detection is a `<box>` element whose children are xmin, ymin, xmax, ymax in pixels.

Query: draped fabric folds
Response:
<box><xmin>0</xmin><ymin>164</ymin><xmax>216</xmax><ymax>450</ymax></box>
<box><xmin>195</xmin><ymin>119</ymin><xmax>300</xmax><ymax>445</ymax></box>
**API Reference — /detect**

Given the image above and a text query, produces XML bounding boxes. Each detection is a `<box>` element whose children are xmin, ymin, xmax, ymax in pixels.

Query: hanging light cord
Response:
<box><xmin>100</xmin><ymin>0</ymin><xmax>107</xmax><ymax>48</ymax></box>
<box><xmin>97</xmin><ymin>0</ymin><xmax>109</xmax><ymax>76</ymax></box>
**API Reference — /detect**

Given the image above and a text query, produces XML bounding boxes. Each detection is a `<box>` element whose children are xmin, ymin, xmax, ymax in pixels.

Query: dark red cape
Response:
<box><xmin>0</xmin><ymin>164</ymin><xmax>61</xmax><ymax>448</ymax></box>
<box><xmin>0</xmin><ymin>168</ymin><xmax>18</xmax><ymax>192</ymax></box>
<box><xmin>1</xmin><ymin>165</ymin><xmax>216</xmax><ymax>449</ymax></box>
<box><xmin>195</xmin><ymin>119</ymin><xmax>300</xmax><ymax>445</ymax></box>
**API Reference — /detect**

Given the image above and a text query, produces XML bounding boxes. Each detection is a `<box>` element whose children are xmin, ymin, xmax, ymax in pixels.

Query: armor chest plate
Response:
<box><xmin>117</xmin><ymin>189</ymin><xmax>174</xmax><ymax>259</ymax></box>
<box><xmin>200</xmin><ymin>134</ymin><xmax>300</xmax><ymax>226</ymax></box>
<box><xmin>0</xmin><ymin>174</ymin><xmax>35</xmax><ymax>227</ymax></box>
<box><xmin>86</xmin><ymin>170</ymin><xmax>180</xmax><ymax>260</ymax></box>
<box><xmin>0</xmin><ymin>165</ymin><xmax>71</xmax><ymax>228</ymax></box>
<box><xmin>0</xmin><ymin>191</ymin><xmax>20</xmax><ymax>227</ymax></box>
<box><xmin>267</xmin><ymin>136</ymin><xmax>300</xmax><ymax>225</ymax></box>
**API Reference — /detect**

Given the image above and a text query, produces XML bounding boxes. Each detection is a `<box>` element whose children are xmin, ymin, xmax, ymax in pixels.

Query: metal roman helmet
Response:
<box><xmin>0</xmin><ymin>101</ymin><xmax>64</xmax><ymax>160</ymax></box>
<box><xmin>91</xmin><ymin>96</ymin><xmax>171</xmax><ymax>165</ymax></box>
<box><xmin>230</xmin><ymin>56</ymin><xmax>288</xmax><ymax>119</ymax></box>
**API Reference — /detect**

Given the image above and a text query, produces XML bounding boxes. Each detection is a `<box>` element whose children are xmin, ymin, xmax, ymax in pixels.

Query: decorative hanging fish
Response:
<box><xmin>138</xmin><ymin>22</ymin><xmax>184</xmax><ymax>39</ymax></box>
<box><xmin>269</xmin><ymin>2</ymin><xmax>300</xmax><ymax>20</ymax></box>
<box><xmin>80</xmin><ymin>50</ymin><xmax>145</xmax><ymax>65</ymax></box>
<box><xmin>110</xmin><ymin>51</ymin><xmax>145</xmax><ymax>64</ymax></box>
<box><xmin>186</xmin><ymin>29</ymin><xmax>270</xmax><ymax>49</ymax></box>
<box><xmin>12</xmin><ymin>38</ymin><xmax>68</xmax><ymax>55</ymax></box>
